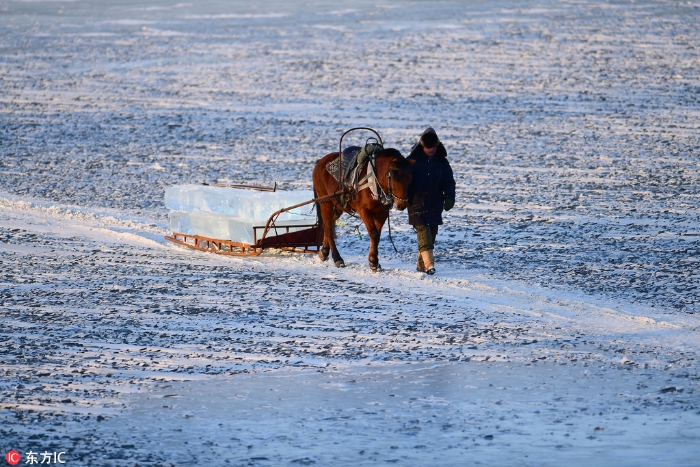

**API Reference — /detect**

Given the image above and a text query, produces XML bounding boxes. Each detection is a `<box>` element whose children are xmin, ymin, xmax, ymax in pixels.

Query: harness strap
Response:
<box><xmin>356</xmin><ymin>170</ymin><xmax>374</xmax><ymax>193</ymax></box>
<box><xmin>333</xmin><ymin>153</ymin><xmax>397</xmax><ymax>207</ymax></box>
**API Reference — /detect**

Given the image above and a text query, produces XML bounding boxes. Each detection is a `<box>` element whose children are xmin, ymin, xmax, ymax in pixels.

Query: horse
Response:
<box><xmin>312</xmin><ymin>147</ymin><xmax>414</xmax><ymax>271</ymax></box>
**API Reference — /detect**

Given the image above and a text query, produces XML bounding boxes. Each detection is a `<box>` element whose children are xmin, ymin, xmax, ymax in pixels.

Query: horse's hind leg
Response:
<box><xmin>319</xmin><ymin>243</ymin><xmax>330</xmax><ymax>262</ymax></box>
<box><xmin>316</xmin><ymin>202</ymin><xmax>330</xmax><ymax>262</ymax></box>
<box><xmin>319</xmin><ymin>201</ymin><xmax>344</xmax><ymax>267</ymax></box>
<box><xmin>314</xmin><ymin>189</ymin><xmax>330</xmax><ymax>262</ymax></box>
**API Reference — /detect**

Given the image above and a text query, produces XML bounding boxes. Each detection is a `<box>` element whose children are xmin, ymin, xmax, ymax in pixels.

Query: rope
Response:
<box><xmin>386</xmin><ymin>210</ymin><xmax>399</xmax><ymax>253</ymax></box>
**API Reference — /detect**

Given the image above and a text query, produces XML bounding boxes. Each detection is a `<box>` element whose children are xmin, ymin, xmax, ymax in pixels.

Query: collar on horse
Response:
<box><xmin>365</xmin><ymin>155</ymin><xmax>405</xmax><ymax>208</ymax></box>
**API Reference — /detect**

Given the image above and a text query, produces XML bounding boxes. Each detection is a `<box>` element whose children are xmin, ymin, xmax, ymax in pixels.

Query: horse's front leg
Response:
<box><xmin>361</xmin><ymin>210</ymin><xmax>383</xmax><ymax>271</ymax></box>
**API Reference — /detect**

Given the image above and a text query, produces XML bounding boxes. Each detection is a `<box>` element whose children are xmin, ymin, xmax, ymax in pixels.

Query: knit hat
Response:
<box><xmin>420</xmin><ymin>128</ymin><xmax>439</xmax><ymax>149</ymax></box>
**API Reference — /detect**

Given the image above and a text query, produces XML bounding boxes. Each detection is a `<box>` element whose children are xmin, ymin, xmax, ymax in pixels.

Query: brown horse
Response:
<box><xmin>312</xmin><ymin>148</ymin><xmax>414</xmax><ymax>271</ymax></box>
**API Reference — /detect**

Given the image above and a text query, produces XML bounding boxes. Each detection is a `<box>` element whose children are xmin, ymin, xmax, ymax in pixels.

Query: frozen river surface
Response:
<box><xmin>1</xmin><ymin>0</ymin><xmax>699</xmax><ymax>465</ymax></box>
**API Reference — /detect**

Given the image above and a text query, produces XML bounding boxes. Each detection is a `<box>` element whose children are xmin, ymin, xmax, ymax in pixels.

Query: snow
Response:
<box><xmin>1</xmin><ymin>0</ymin><xmax>699</xmax><ymax>465</ymax></box>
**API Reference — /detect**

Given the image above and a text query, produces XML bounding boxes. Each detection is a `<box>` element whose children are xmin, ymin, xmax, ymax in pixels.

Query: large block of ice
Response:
<box><xmin>164</xmin><ymin>185</ymin><xmax>315</xmax><ymax>222</ymax></box>
<box><xmin>165</xmin><ymin>185</ymin><xmax>317</xmax><ymax>244</ymax></box>
<box><xmin>169</xmin><ymin>211</ymin><xmax>315</xmax><ymax>245</ymax></box>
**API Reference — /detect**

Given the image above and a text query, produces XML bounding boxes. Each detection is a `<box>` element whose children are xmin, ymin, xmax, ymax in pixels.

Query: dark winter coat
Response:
<box><xmin>407</xmin><ymin>143</ymin><xmax>456</xmax><ymax>226</ymax></box>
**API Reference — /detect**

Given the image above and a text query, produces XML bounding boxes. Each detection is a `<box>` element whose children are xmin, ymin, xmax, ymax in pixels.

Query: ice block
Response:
<box><xmin>168</xmin><ymin>211</ymin><xmax>314</xmax><ymax>245</ymax></box>
<box><xmin>165</xmin><ymin>185</ymin><xmax>317</xmax><ymax>244</ymax></box>
<box><xmin>164</xmin><ymin>185</ymin><xmax>314</xmax><ymax>222</ymax></box>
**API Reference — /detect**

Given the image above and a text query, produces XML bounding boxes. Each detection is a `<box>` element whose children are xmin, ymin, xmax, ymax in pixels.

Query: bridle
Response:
<box><xmin>386</xmin><ymin>166</ymin><xmax>409</xmax><ymax>204</ymax></box>
<box><xmin>375</xmin><ymin>159</ymin><xmax>409</xmax><ymax>210</ymax></box>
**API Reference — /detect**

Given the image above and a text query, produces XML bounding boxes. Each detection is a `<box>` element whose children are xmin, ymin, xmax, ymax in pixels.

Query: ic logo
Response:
<box><xmin>5</xmin><ymin>450</ymin><xmax>21</xmax><ymax>465</ymax></box>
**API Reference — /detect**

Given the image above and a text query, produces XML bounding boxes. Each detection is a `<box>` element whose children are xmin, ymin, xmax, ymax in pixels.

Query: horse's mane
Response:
<box><xmin>376</xmin><ymin>147</ymin><xmax>408</xmax><ymax>165</ymax></box>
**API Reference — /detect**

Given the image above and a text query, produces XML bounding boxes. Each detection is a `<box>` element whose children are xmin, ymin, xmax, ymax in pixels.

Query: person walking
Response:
<box><xmin>407</xmin><ymin>127</ymin><xmax>456</xmax><ymax>275</ymax></box>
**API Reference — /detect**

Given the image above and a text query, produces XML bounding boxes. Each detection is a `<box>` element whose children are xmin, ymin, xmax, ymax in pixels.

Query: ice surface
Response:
<box><xmin>165</xmin><ymin>185</ymin><xmax>316</xmax><ymax>242</ymax></box>
<box><xmin>2</xmin><ymin>0</ymin><xmax>700</xmax><ymax>465</ymax></box>
<box><xmin>104</xmin><ymin>363</ymin><xmax>700</xmax><ymax>466</ymax></box>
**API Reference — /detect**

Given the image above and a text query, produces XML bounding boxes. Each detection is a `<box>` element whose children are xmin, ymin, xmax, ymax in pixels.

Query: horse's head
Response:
<box><xmin>377</xmin><ymin>148</ymin><xmax>414</xmax><ymax>211</ymax></box>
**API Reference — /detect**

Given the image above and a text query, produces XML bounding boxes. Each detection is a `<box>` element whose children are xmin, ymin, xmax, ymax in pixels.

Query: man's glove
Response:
<box><xmin>444</xmin><ymin>198</ymin><xmax>455</xmax><ymax>211</ymax></box>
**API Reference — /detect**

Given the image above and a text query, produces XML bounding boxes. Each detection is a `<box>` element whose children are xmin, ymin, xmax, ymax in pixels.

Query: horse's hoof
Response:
<box><xmin>369</xmin><ymin>262</ymin><xmax>382</xmax><ymax>272</ymax></box>
<box><xmin>334</xmin><ymin>260</ymin><xmax>345</xmax><ymax>268</ymax></box>
<box><xmin>318</xmin><ymin>249</ymin><xmax>330</xmax><ymax>261</ymax></box>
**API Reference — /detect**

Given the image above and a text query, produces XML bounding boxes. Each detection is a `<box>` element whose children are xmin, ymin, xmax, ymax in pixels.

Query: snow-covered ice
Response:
<box><xmin>1</xmin><ymin>0</ymin><xmax>699</xmax><ymax>465</ymax></box>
